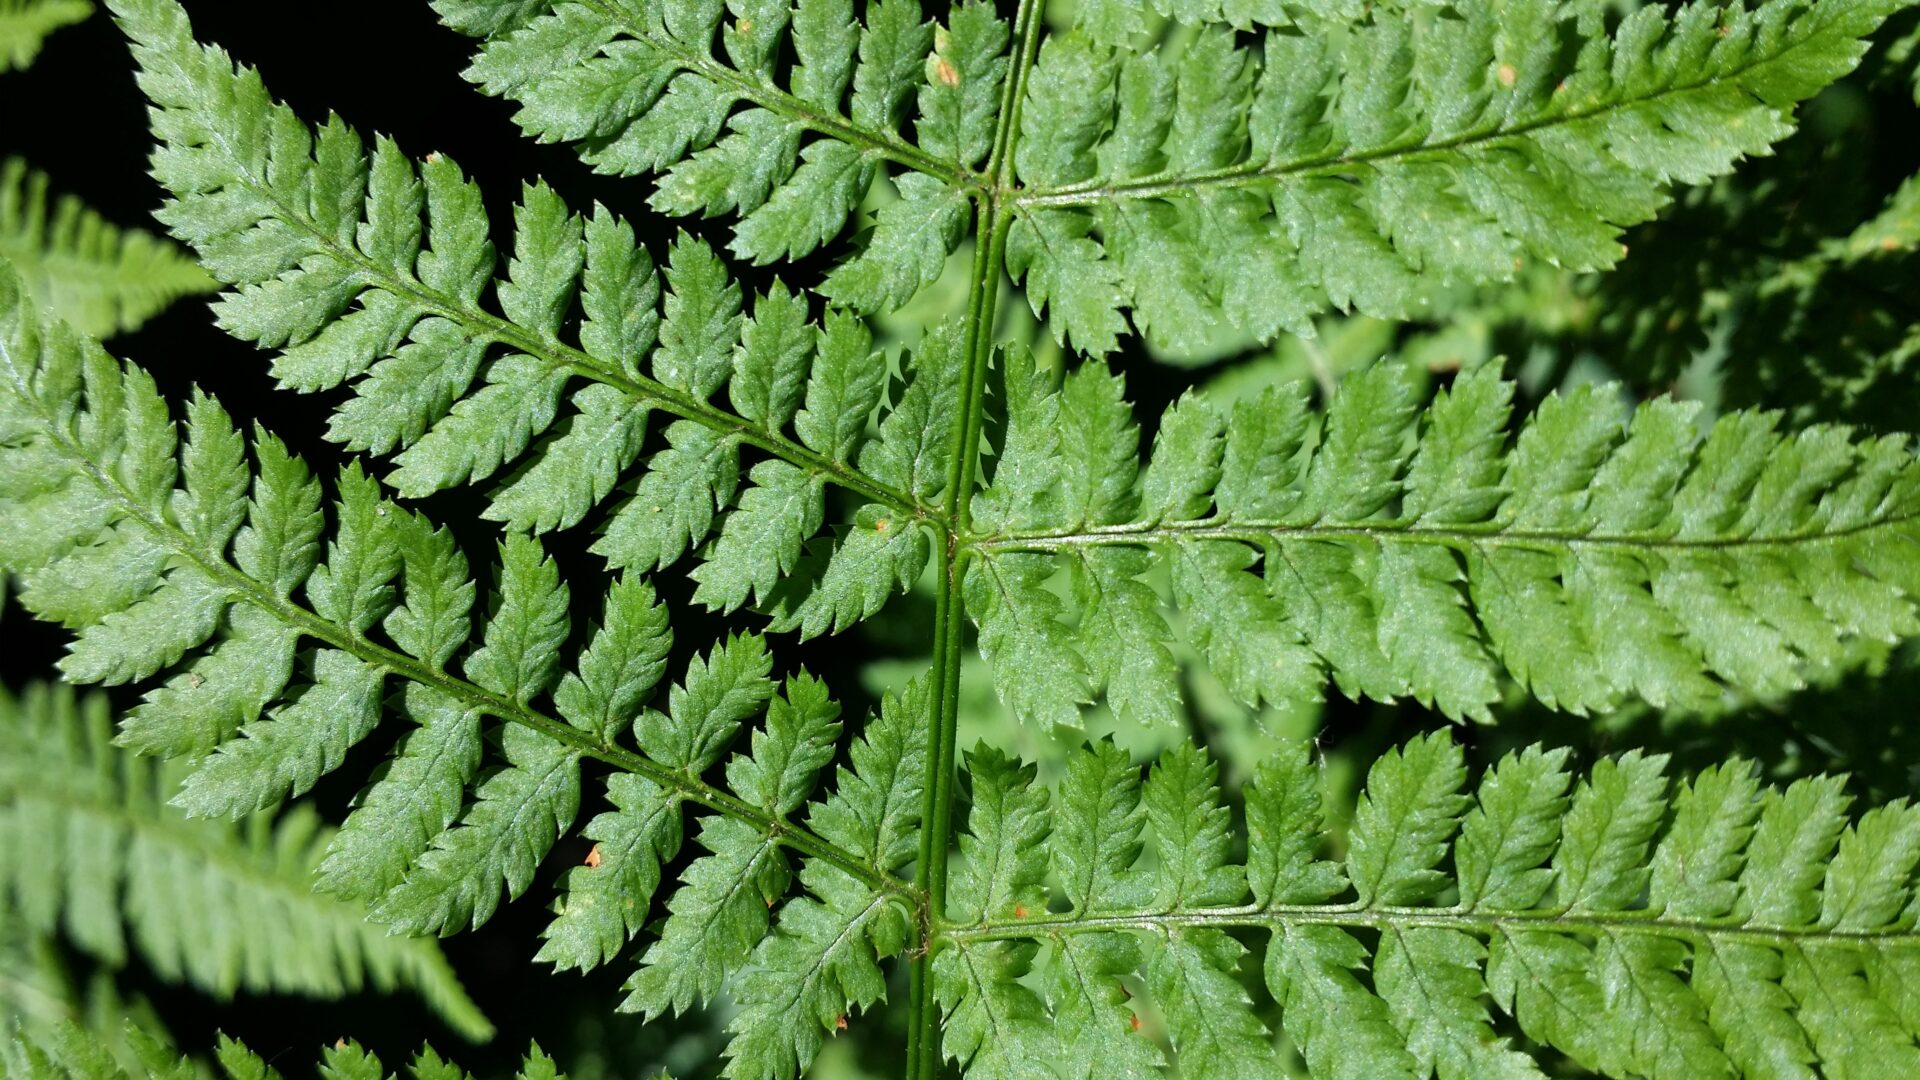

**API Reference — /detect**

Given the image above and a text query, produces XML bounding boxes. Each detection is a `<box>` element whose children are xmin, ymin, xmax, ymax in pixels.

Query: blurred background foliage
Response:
<box><xmin>2</xmin><ymin>0</ymin><xmax>1918</xmax><ymax>1075</ymax></box>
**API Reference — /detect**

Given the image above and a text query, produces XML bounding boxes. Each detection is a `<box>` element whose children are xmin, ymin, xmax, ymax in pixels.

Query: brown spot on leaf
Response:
<box><xmin>737</xmin><ymin>16</ymin><xmax>753</xmax><ymax>32</ymax></box>
<box><xmin>1129</xmin><ymin>1013</ymin><xmax>1142</xmax><ymax>1033</ymax></box>
<box><xmin>835</xmin><ymin>1014</ymin><xmax>848</xmax><ymax>1031</ymax></box>
<box><xmin>875</xmin><ymin>517</ymin><xmax>890</xmax><ymax>533</ymax></box>
<box><xmin>1497</xmin><ymin>64</ymin><xmax>1517</xmax><ymax>88</ymax></box>
<box><xmin>1013</xmin><ymin>904</ymin><xmax>1028</xmax><ymax>919</ymax></box>
<box><xmin>933</xmin><ymin>56</ymin><xmax>960</xmax><ymax>88</ymax></box>
<box><xmin>585</xmin><ymin>844</ymin><xmax>603</xmax><ymax>868</ymax></box>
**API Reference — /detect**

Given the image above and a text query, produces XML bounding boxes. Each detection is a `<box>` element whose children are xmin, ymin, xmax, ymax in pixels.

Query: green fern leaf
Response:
<box><xmin>1454</xmin><ymin>745</ymin><xmax>1571</xmax><ymax>912</ymax></box>
<box><xmin>0</xmin><ymin>258</ymin><xmax>921</xmax><ymax>1073</ymax></box>
<box><xmin>4</xmin><ymin>1026</ymin><xmax>567</xmax><ymax>1080</ymax></box>
<box><xmin>935</xmin><ymin>729</ymin><xmax>1920</xmax><ymax>1079</ymax></box>
<box><xmin>552</xmin><ymin>573</ymin><xmax>673</xmax><ymax>743</ymax></box>
<box><xmin>1044</xmin><ymin>931</ymin><xmax>1161</xmax><ymax>1078</ymax></box>
<box><xmin>374</xmin><ymin>724</ymin><xmax>582</xmax><ymax>935</ymax></box>
<box><xmin>1347</xmin><ymin>731</ymin><xmax>1470</xmax><ymax>907</ymax></box>
<box><xmin>172</xmin><ymin>648</ymin><xmax>384</xmax><ymax>818</ymax></box>
<box><xmin>932</xmin><ymin>934</ymin><xmax>1055</xmax><ymax>1079</ymax></box>
<box><xmin>114</xmin><ymin>0</ymin><xmax>950</xmax><ymax>635</ymax></box>
<box><xmin>464</xmin><ymin>533</ymin><xmax>573</xmax><ymax>706</ymax></box>
<box><xmin>0</xmin><ymin>159</ymin><xmax>213</xmax><ymax>336</ymax></box>
<box><xmin>19</xmin><ymin>2</ymin><xmax>1920</xmax><ymax>1076</ymax></box>
<box><xmin>0</xmin><ymin>684</ymin><xmax>491</xmax><ymax>1041</ymax></box>
<box><xmin>314</xmin><ymin>684</ymin><xmax>483</xmax><ymax>903</ymax></box>
<box><xmin>949</xmin><ymin>745</ymin><xmax>1047</xmax><ymax>923</ymax></box>
<box><xmin>437</xmin><ymin>0</ymin><xmax>984</xmax><ymax>310</ymax></box>
<box><xmin>967</xmin><ymin>358</ymin><xmax>1920</xmax><ymax>724</ymax></box>
<box><xmin>592</xmin><ymin>419</ymin><xmax>740</xmax><ymax>574</ymax></box>
<box><xmin>0</xmin><ymin>0</ymin><xmax>89</xmax><ymax>72</ymax></box>
<box><xmin>536</xmin><ymin>771</ymin><xmax>679</xmax><ymax>973</ymax></box>
<box><xmin>819</xmin><ymin>173</ymin><xmax>969</xmax><ymax>312</ymax></box>
<box><xmin>1052</xmin><ymin>738</ymin><xmax>1149</xmax><ymax>914</ymax></box>
<box><xmin>723</xmin><ymin>677</ymin><xmax>925</xmax><ymax>1078</ymax></box>
<box><xmin>1009</xmin><ymin>0</ymin><xmax>1910</xmax><ymax>358</ymax></box>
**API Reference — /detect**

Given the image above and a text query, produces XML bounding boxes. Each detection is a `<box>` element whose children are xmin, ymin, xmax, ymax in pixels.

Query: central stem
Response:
<box><xmin>904</xmin><ymin>197</ymin><xmax>1008</xmax><ymax>1080</ymax></box>
<box><xmin>902</xmin><ymin>0</ymin><xmax>1048</xmax><ymax>1071</ymax></box>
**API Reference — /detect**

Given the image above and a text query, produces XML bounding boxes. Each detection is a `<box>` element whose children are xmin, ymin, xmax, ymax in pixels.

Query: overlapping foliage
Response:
<box><xmin>1005</xmin><ymin>0</ymin><xmax>1915</xmax><ymax>359</ymax></box>
<box><xmin>936</xmin><ymin>732</ymin><xmax>1920</xmax><ymax>1079</ymax></box>
<box><xmin>0</xmin><ymin>683</ymin><xmax>490</xmax><ymax>1040</ymax></box>
<box><xmin>111</xmin><ymin>0</ymin><xmax>1920</xmax><ymax>722</ymax></box>
<box><xmin>2</xmin><ymin>0</ymin><xmax>212</xmax><ymax>339</ymax></box>
<box><xmin>0</xmin><ymin>159</ymin><xmax>214</xmax><ymax>338</ymax></box>
<box><xmin>0</xmin><ymin>257</ymin><xmax>936</xmax><ymax>1077</ymax></box>
<box><xmin>1</xmin><ymin>0</ymin><xmax>1917</xmax><ymax>1073</ymax></box>
<box><xmin>438</xmin><ymin>0</ymin><xmax>1919</xmax><ymax>358</ymax></box>
<box><xmin>118</xmin><ymin>0</ymin><xmax>958</xmax><ymax>636</ymax></box>
<box><xmin>968</xmin><ymin>358</ymin><xmax>1920</xmax><ymax>726</ymax></box>
<box><xmin>1577</xmin><ymin>99</ymin><xmax>1920</xmax><ymax>428</ymax></box>
<box><xmin>437</xmin><ymin>0</ymin><xmax>999</xmax><ymax>308</ymax></box>
<box><xmin>3</xmin><ymin>1024</ymin><xmax>566</xmax><ymax>1080</ymax></box>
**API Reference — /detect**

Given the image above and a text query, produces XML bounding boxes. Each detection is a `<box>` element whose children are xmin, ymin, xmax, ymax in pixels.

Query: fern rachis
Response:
<box><xmin>2</xmin><ymin>0</ymin><xmax>1920</xmax><ymax>1073</ymax></box>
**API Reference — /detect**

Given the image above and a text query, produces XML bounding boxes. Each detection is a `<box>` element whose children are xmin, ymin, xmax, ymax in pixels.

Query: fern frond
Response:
<box><xmin>0</xmin><ymin>921</ymin><xmax>175</xmax><ymax>1076</ymax></box>
<box><xmin>3</xmin><ymin>1024</ymin><xmax>569</xmax><ymax>1080</ymax></box>
<box><xmin>0</xmin><ymin>682</ymin><xmax>491</xmax><ymax>1041</ymax></box>
<box><xmin>437</xmin><ymin>0</ymin><xmax>1001</xmax><ymax>311</ymax></box>
<box><xmin>47</xmin><ymin>2</ymin><xmax>1920</xmax><ymax>1075</ymax></box>
<box><xmin>111</xmin><ymin>0</ymin><xmax>952</xmax><ymax>634</ymax></box>
<box><xmin>0</xmin><ymin>258</ymin><xmax>932</xmax><ymax>1079</ymax></box>
<box><xmin>0</xmin><ymin>0</ymin><xmax>88</xmax><ymax>72</ymax></box>
<box><xmin>966</xmin><ymin>358</ymin><xmax>1920</xmax><ymax>725</ymax></box>
<box><xmin>933</xmin><ymin>732</ymin><xmax>1920</xmax><ymax>1079</ymax></box>
<box><xmin>0</xmin><ymin>159</ymin><xmax>214</xmax><ymax>338</ymax></box>
<box><xmin>1007</xmin><ymin>0</ymin><xmax>1910</xmax><ymax>358</ymax></box>
<box><xmin>1899</xmin><ymin>18</ymin><xmax>1920</xmax><ymax>101</ymax></box>
<box><xmin>1589</xmin><ymin>138</ymin><xmax>1920</xmax><ymax>428</ymax></box>
<box><xmin>1673</xmin><ymin>174</ymin><xmax>1919</xmax><ymax>426</ymax></box>
<box><xmin>436</xmin><ymin>0</ymin><xmax>1905</xmax><ymax>353</ymax></box>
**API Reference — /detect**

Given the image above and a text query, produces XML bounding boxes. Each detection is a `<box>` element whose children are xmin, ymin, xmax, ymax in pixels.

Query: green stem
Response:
<box><xmin>964</xmin><ymin>512</ymin><xmax>1920</xmax><ymax>557</ymax></box>
<box><xmin>935</xmin><ymin>903</ymin><xmax>1920</xmax><ymax>952</ymax></box>
<box><xmin>904</xmin><ymin>0</ymin><xmax>1049</xmax><ymax>1071</ymax></box>
<box><xmin>903</xmin><ymin>198</ymin><xmax>1002</xmax><ymax>1080</ymax></box>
